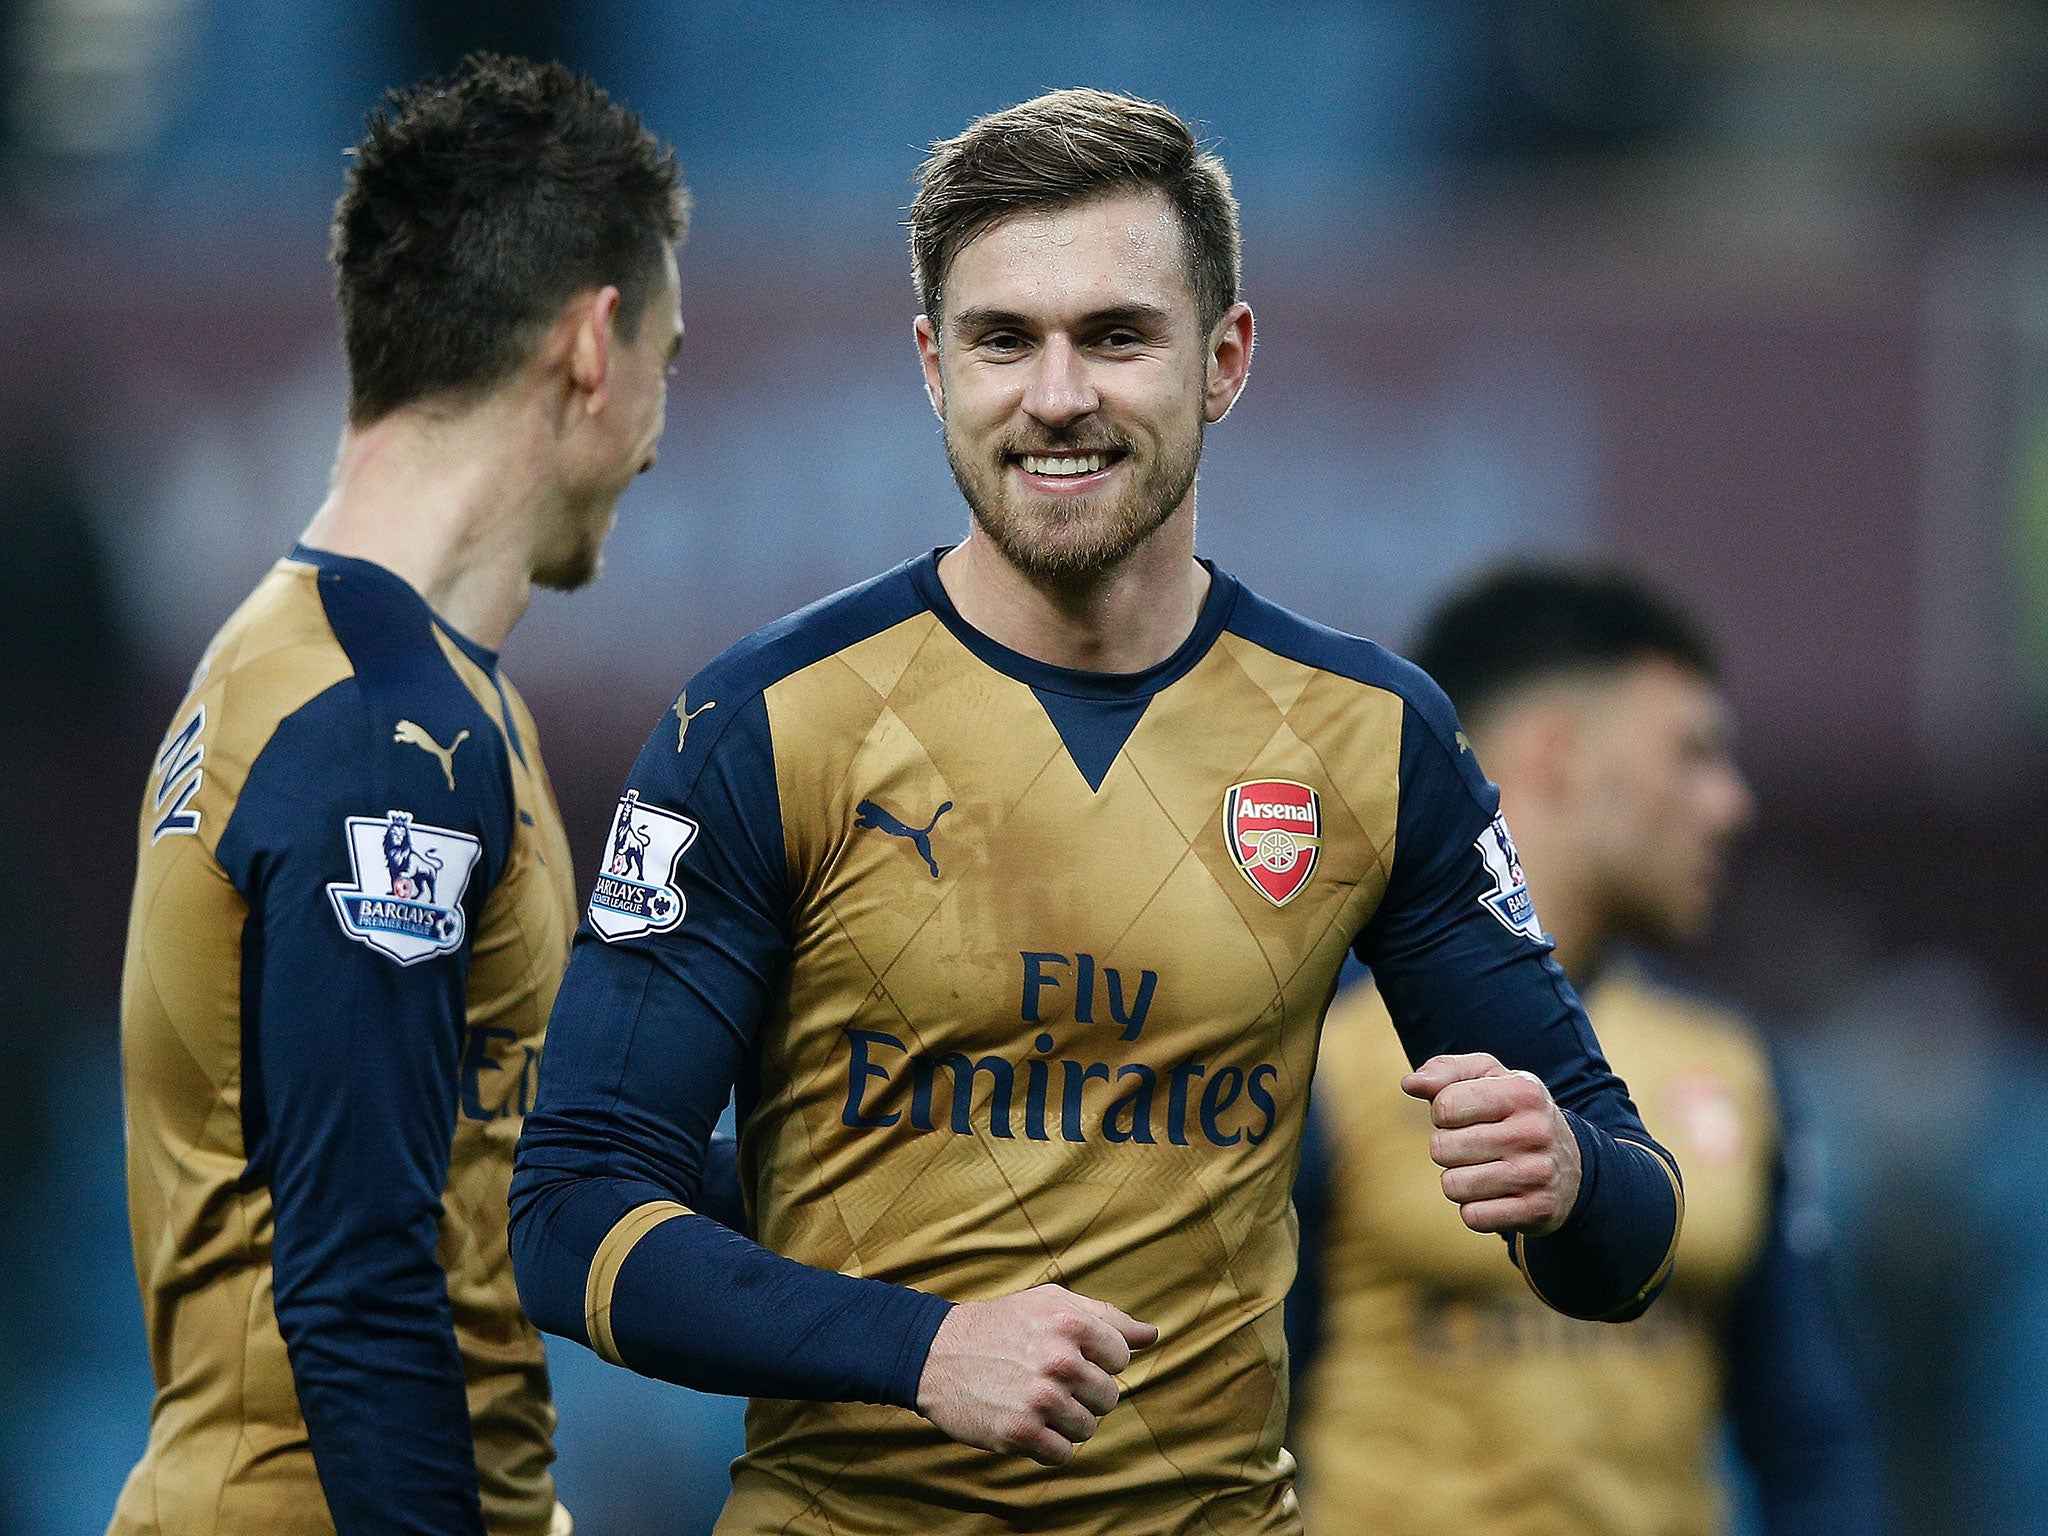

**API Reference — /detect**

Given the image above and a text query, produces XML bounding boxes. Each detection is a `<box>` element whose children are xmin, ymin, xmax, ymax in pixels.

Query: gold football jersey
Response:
<box><xmin>513</xmin><ymin>552</ymin><xmax>1680</xmax><ymax>1536</ymax></box>
<box><xmin>1295</xmin><ymin>961</ymin><xmax>1777</xmax><ymax>1536</ymax></box>
<box><xmin>114</xmin><ymin>548</ymin><xmax>574</xmax><ymax>1535</ymax></box>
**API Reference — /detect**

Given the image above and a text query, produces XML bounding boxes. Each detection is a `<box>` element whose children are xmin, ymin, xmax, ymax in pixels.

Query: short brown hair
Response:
<box><xmin>333</xmin><ymin>54</ymin><xmax>687</xmax><ymax>426</ymax></box>
<box><xmin>909</xmin><ymin>88</ymin><xmax>1240</xmax><ymax>331</ymax></box>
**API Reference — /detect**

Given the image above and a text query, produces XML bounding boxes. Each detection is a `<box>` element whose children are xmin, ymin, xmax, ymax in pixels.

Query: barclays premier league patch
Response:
<box><xmin>589</xmin><ymin>789</ymin><xmax>697</xmax><ymax>942</ymax></box>
<box><xmin>1474</xmin><ymin>813</ymin><xmax>1544</xmax><ymax>942</ymax></box>
<box><xmin>328</xmin><ymin>811</ymin><xmax>483</xmax><ymax>965</ymax></box>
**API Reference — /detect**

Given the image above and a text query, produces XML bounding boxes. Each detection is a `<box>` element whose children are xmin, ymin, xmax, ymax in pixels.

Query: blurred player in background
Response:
<box><xmin>510</xmin><ymin>89</ymin><xmax>1680</xmax><ymax>1535</ymax></box>
<box><xmin>1290</xmin><ymin>567</ymin><xmax>1885</xmax><ymax>1535</ymax></box>
<box><xmin>112</xmin><ymin>57</ymin><xmax>685</xmax><ymax>1536</ymax></box>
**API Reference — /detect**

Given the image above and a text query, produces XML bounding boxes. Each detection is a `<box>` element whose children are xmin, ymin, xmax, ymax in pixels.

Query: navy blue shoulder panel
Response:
<box><xmin>1609</xmin><ymin>947</ymin><xmax>1759</xmax><ymax>1031</ymax></box>
<box><xmin>307</xmin><ymin>551</ymin><xmax>515</xmax><ymax>889</ymax></box>
<box><xmin>220</xmin><ymin>549</ymin><xmax>518</xmax><ymax>900</ymax></box>
<box><xmin>673</xmin><ymin>556</ymin><xmax>931</xmax><ymax>755</ymax></box>
<box><xmin>1225</xmin><ymin>587</ymin><xmax>1448</xmax><ymax>722</ymax></box>
<box><xmin>1226</xmin><ymin>582</ymin><xmax>1497</xmax><ymax>832</ymax></box>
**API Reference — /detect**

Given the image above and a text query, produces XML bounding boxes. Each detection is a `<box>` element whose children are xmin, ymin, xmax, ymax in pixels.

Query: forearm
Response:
<box><xmin>274</xmin><ymin>1257</ymin><xmax>485</xmax><ymax>1536</ymax></box>
<box><xmin>512</xmin><ymin>1164</ymin><xmax>951</xmax><ymax>1406</ymax></box>
<box><xmin>1510</xmin><ymin>1112</ymin><xmax>1681</xmax><ymax>1322</ymax></box>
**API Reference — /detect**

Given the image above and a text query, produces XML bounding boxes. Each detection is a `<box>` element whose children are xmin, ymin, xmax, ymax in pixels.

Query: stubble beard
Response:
<box><xmin>532</xmin><ymin>498</ymin><xmax>617</xmax><ymax>593</ymax></box>
<box><xmin>946</xmin><ymin>417</ymin><xmax>1204</xmax><ymax>583</ymax></box>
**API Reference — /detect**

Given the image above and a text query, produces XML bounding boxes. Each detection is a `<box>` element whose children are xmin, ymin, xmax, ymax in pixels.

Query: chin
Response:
<box><xmin>981</xmin><ymin>507</ymin><xmax>1169</xmax><ymax>580</ymax></box>
<box><xmin>533</xmin><ymin>546</ymin><xmax>602</xmax><ymax>593</ymax></box>
<box><xmin>961</xmin><ymin>474</ymin><xmax>1186</xmax><ymax>582</ymax></box>
<box><xmin>1635</xmin><ymin>900</ymin><xmax>1711</xmax><ymax>951</ymax></box>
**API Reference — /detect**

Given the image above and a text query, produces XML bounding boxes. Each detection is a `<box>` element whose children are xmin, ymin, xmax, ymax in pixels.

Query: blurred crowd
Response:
<box><xmin>4</xmin><ymin>3</ymin><xmax>2048</xmax><ymax>1533</ymax></box>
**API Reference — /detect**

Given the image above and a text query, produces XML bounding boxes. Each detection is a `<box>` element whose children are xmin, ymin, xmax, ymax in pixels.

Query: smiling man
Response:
<box><xmin>511</xmin><ymin>89</ymin><xmax>1680</xmax><ymax>1535</ymax></box>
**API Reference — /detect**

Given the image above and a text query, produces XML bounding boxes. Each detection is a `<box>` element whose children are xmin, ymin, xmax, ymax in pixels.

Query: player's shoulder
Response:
<box><xmin>214</xmin><ymin>549</ymin><xmax>510</xmax><ymax>828</ymax></box>
<box><xmin>288</xmin><ymin>547</ymin><xmax>502</xmax><ymax>733</ymax></box>
<box><xmin>664</xmin><ymin>555</ymin><xmax>932</xmax><ymax>749</ymax></box>
<box><xmin>1598</xmin><ymin>951</ymin><xmax>1772</xmax><ymax>1062</ymax></box>
<box><xmin>1223</xmin><ymin>579</ymin><xmax>1463</xmax><ymax>751</ymax></box>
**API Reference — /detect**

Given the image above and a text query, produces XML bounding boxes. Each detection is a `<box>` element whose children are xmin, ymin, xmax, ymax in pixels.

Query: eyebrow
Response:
<box><xmin>949</xmin><ymin>302</ymin><xmax>1174</xmax><ymax>334</ymax></box>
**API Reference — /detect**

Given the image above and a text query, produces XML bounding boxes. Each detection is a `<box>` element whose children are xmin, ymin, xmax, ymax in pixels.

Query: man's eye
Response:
<box><xmin>980</xmin><ymin>332</ymin><xmax>1026</xmax><ymax>352</ymax></box>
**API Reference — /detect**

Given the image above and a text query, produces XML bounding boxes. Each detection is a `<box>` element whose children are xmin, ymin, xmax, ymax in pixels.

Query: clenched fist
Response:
<box><xmin>1402</xmin><ymin>1053</ymin><xmax>1582</xmax><ymax>1236</ymax></box>
<box><xmin>916</xmin><ymin>1284</ymin><xmax>1158</xmax><ymax>1466</ymax></box>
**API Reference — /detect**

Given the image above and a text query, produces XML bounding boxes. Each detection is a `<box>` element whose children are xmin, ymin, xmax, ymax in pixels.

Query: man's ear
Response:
<box><xmin>913</xmin><ymin>314</ymin><xmax>946</xmax><ymax>421</ymax></box>
<box><xmin>568</xmin><ymin>285</ymin><xmax>624</xmax><ymax>417</ymax></box>
<box><xmin>1204</xmin><ymin>302</ymin><xmax>1255</xmax><ymax>424</ymax></box>
<box><xmin>1512</xmin><ymin>692</ymin><xmax>1594</xmax><ymax>812</ymax></box>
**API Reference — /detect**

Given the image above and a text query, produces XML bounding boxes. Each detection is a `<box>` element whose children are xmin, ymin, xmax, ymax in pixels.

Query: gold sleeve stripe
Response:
<box><xmin>1510</xmin><ymin>1136</ymin><xmax>1687</xmax><ymax>1322</ymax></box>
<box><xmin>1606</xmin><ymin>1136</ymin><xmax>1685</xmax><ymax>1317</ymax></box>
<box><xmin>584</xmin><ymin>1200</ymin><xmax>691</xmax><ymax>1366</ymax></box>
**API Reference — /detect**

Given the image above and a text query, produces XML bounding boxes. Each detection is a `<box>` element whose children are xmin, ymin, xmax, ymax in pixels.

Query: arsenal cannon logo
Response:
<box><xmin>1223</xmin><ymin>779</ymin><xmax>1322</xmax><ymax>907</ymax></box>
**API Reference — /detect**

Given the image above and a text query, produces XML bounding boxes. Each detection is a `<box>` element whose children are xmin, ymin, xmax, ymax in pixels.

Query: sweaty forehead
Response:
<box><xmin>942</xmin><ymin>189</ymin><xmax>1196</xmax><ymax>325</ymax></box>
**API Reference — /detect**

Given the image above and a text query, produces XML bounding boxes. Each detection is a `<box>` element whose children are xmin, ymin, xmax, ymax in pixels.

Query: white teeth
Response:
<box><xmin>1021</xmin><ymin>453</ymin><xmax>1109</xmax><ymax>476</ymax></box>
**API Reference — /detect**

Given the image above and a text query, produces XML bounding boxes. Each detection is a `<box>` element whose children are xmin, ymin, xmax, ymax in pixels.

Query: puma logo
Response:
<box><xmin>395</xmin><ymin>720</ymin><xmax>470</xmax><ymax>791</ymax></box>
<box><xmin>855</xmin><ymin>798</ymin><xmax>954</xmax><ymax>879</ymax></box>
<box><xmin>675</xmin><ymin>694</ymin><xmax>715</xmax><ymax>752</ymax></box>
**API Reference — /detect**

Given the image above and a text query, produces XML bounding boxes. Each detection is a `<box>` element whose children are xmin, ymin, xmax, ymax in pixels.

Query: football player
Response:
<box><xmin>1290</xmin><ymin>566</ymin><xmax>1886</xmax><ymax>1535</ymax></box>
<box><xmin>511</xmin><ymin>90</ymin><xmax>1681</xmax><ymax>1535</ymax></box>
<box><xmin>113</xmin><ymin>57</ymin><xmax>686</xmax><ymax>1536</ymax></box>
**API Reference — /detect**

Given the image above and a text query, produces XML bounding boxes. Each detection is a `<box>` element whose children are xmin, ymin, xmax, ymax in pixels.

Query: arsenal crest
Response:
<box><xmin>1224</xmin><ymin>779</ymin><xmax>1321</xmax><ymax>907</ymax></box>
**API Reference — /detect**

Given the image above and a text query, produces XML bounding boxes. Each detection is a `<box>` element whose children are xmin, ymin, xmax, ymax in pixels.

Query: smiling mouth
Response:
<box><xmin>1012</xmin><ymin>451</ymin><xmax>1124</xmax><ymax>479</ymax></box>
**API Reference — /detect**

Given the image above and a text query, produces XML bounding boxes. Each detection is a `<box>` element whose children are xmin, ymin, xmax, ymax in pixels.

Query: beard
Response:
<box><xmin>532</xmin><ymin>499</ymin><xmax>617</xmax><ymax>592</ymax></box>
<box><xmin>945</xmin><ymin>414</ymin><xmax>1203</xmax><ymax>582</ymax></box>
<box><xmin>1607</xmin><ymin>854</ymin><xmax>1721</xmax><ymax>951</ymax></box>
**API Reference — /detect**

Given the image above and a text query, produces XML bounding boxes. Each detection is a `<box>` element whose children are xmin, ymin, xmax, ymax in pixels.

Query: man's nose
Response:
<box><xmin>1712</xmin><ymin>762</ymin><xmax>1755</xmax><ymax>835</ymax></box>
<box><xmin>1022</xmin><ymin>334</ymin><xmax>1098</xmax><ymax>430</ymax></box>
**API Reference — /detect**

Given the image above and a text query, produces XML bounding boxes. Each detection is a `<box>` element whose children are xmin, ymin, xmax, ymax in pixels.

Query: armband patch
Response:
<box><xmin>327</xmin><ymin>810</ymin><xmax>482</xmax><ymax>964</ymax></box>
<box><xmin>589</xmin><ymin>790</ymin><xmax>697</xmax><ymax>941</ymax></box>
<box><xmin>1475</xmin><ymin>813</ymin><xmax>1544</xmax><ymax>942</ymax></box>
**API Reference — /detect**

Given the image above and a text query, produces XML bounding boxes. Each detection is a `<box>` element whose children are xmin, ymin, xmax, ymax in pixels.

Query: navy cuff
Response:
<box><xmin>1512</xmin><ymin>1111</ymin><xmax>1680</xmax><ymax>1322</ymax></box>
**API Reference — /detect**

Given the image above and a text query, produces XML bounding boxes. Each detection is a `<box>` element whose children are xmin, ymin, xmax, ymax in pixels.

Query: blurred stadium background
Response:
<box><xmin>3</xmin><ymin>1</ymin><xmax>2046</xmax><ymax>1531</ymax></box>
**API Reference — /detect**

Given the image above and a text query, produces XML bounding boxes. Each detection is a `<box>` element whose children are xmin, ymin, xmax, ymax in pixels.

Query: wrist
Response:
<box><xmin>899</xmin><ymin>1293</ymin><xmax>957</xmax><ymax>1414</ymax></box>
<box><xmin>1551</xmin><ymin>1109</ymin><xmax>1602</xmax><ymax>1235</ymax></box>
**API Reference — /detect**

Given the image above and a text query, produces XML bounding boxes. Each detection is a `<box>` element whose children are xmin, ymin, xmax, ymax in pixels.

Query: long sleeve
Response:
<box><xmin>215</xmin><ymin>681</ymin><xmax>505</xmax><ymax>1536</ymax></box>
<box><xmin>1726</xmin><ymin>1072</ymin><xmax>1887</xmax><ymax>1535</ymax></box>
<box><xmin>1352</xmin><ymin>685</ymin><xmax>1682</xmax><ymax>1322</ymax></box>
<box><xmin>510</xmin><ymin>687</ymin><xmax>950</xmax><ymax>1408</ymax></box>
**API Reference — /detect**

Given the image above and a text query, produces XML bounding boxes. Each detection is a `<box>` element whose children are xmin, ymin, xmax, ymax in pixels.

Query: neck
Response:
<box><xmin>936</xmin><ymin>504</ymin><xmax>1209</xmax><ymax>673</ymax></box>
<box><xmin>298</xmin><ymin>399</ymin><xmax>555</xmax><ymax>652</ymax></box>
<box><xmin>1535</xmin><ymin>889</ymin><xmax>1607</xmax><ymax>984</ymax></box>
<box><xmin>1507</xmin><ymin>824</ymin><xmax>1607</xmax><ymax>983</ymax></box>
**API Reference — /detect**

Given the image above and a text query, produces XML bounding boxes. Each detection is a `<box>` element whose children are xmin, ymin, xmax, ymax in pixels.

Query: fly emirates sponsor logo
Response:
<box><xmin>839</xmin><ymin>951</ymin><xmax>1280</xmax><ymax>1148</ymax></box>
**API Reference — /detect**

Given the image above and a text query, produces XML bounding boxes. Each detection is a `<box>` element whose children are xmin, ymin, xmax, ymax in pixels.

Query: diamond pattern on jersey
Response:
<box><xmin>740</xmin><ymin>609</ymin><xmax>1406</xmax><ymax>1533</ymax></box>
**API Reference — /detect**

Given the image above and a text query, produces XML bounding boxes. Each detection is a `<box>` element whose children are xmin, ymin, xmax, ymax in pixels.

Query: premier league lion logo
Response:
<box><xmin>328</xmin><ymin>810</ymin><xmax>482</xmax><ymax>964</ymax></box>
<box><xmin>1473</xmin><ymin>813</ymin><xmax>1544</xmax><ymax>941</ymax></box>
<box><xmin>383</xmin><ymin>812</ymin><xmax>445</xmax><ymax>904</ymax></box>
<box><xmin>589</xmin><ymin>790</ymin><xmax>698</xmax><ymax>942</ymax></box>
<box><xmin>608</xmin><ymin>803</ymin><xmax>651</xmax><ymax>882</ymax></box>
